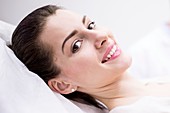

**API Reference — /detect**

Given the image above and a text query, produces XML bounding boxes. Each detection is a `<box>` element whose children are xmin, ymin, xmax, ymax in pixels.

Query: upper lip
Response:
<box><xmin>101</xmin><ymin>42</ymin><xmax>115</xmax><ymax>63</ymax></box>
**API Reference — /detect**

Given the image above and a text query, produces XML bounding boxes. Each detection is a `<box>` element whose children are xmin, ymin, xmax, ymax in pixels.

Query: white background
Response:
<box><xmin>0</xmin><ymin>0</ymin><xmax>169</xmax><ymax>50</ymax></box>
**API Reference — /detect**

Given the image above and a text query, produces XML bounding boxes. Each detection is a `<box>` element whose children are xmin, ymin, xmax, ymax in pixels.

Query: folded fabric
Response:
<box><xmin>0</xmin><ymin>20</ymin><xmax>15</xmax><ymax>44</ymax></box>
<box><xmin>110</xmin><ymin>96</ymin><xmax>170</xmax><ymax>113</ymax></box>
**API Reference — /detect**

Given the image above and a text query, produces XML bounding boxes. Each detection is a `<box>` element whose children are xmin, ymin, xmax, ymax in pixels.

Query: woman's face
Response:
<box><xmin>40</xmin><ymin>9</ymin><xmax>131</xmax><ymax>94</ymax></box>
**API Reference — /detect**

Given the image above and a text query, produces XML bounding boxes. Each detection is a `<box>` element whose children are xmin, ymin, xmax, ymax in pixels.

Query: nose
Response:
<box><xmin>86</xmin><ymin>30</ymin><xmax>108</xmax><ymax>49</ymax></box>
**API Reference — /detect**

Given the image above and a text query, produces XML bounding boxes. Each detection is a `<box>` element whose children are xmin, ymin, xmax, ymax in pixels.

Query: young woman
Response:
<box><xmin>10</xmin><ymin>5</ymin><xmax>170</xmax><ymax>113</ymax></box>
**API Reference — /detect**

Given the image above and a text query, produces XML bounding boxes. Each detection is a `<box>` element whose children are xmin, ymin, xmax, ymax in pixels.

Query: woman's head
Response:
<box><xmin>11</xmin><ymin>4</ymin><xmax>131</xmax><ymax>109</ymax></box>
<box><xmin>40</xmin><ymin>9</ymin><xmax>131</xmax><ymax>95</ymax></box>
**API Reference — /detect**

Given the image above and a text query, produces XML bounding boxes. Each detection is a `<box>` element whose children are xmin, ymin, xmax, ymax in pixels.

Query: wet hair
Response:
<box><xmin>9</xmin><ymin>5</ymin><xmax>105</xmax><ymax>109</ymax></box>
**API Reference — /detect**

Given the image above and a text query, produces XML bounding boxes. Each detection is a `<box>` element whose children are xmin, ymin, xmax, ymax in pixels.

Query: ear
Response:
<box><xmin>48</xmin><ymin>78</ymin><xmax>77</xmax><ymax>94</ymax></box>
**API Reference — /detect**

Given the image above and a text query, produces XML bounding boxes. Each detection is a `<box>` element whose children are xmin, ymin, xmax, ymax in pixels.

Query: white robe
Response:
<box><xmin>110</xmin><ymin>77</ymin><xmax>170</xmax><ymax>113</ymax></box>
<box><xmin>110</xmin><ymin>96</ymin><xmax>170</xmax><ymax>113</ymax></box>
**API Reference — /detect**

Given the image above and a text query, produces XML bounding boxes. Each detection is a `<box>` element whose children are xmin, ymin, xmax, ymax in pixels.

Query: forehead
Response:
<box><xmin>42</xmin><ymin>9</ymin><xmax>83</xmax><ymax>40</ymax></box>
<box><xmin>46</xmin><ymin>9</ymin><xmax>82</xmax><ymax>31</ymax></box>
<box><xmin>40</xmin><ymin>9</ymin><xmax>83</xmax><ymax>53</ymax></box>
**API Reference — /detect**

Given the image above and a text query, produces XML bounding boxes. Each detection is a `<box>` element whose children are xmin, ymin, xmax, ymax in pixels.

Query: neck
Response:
<box><xmin>92</xmin><ymin>72</ymin><xmax>146</xmax><ymax>110</ymax></box>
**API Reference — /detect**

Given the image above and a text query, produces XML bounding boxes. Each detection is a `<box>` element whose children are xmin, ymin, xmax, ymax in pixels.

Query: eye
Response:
<box><xmin>71</xmin><ymin>40</ymin><xmax>83</xmax><ymax>53</ymax></box>
<box><xmin>87</xmin><ymin>21</ymin><xmax>96</xmax><ymax>30</ymax></box>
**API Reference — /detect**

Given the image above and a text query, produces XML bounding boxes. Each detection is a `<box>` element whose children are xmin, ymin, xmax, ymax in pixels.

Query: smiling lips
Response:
<box><xmin>102</xmin><ymin>43</ymin><xmax>121</xmax><ymax>63</ymax></box>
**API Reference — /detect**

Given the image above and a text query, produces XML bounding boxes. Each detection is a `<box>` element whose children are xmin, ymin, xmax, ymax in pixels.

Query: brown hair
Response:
<box><xmin>10</xmin><ymin>5</ymin><xmax>105</xmax><ymax>109</ymax></box>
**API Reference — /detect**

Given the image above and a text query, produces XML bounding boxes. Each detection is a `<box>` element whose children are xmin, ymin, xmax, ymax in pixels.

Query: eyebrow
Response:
<box><xmin>61</xmin><ymin>15</ymin><xmax>87</xmax><ymax>54</ymax></box>
<box><xmin>82</xmin><ymin>15</ymin><xmax>86</xmax><ymax>24</ymax></box>
<box><xmin>62</xmin><ymin>30</ymin><xmax>78</xmax><ymax>53</ymax></box>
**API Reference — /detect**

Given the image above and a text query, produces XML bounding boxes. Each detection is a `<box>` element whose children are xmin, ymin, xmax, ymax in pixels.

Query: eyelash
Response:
<box><xmin>87</xmin><ymin>21</ymin><xmax>96</xmax><ymax>30</ymax></box>
<box><xmin>71</xmin><ymin>39</ymin><xmax>83</xmax><ymax>54</ymax></box>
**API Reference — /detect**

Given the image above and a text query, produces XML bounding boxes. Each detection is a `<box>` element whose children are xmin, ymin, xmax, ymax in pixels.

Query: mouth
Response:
<box><xmin>101</xmin><ymin>43</ymin><xmax>121</xmax><ymax>63</ymax></box>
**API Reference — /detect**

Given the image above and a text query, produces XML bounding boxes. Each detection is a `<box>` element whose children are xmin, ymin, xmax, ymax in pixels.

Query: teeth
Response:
<box><xmin>113</xmin><ymin>45</ymin><xmax>116</xmax><ymax>51</ymax></box>
<box><xmin>112</xmin><ymin>47</ymin><xmax>115</xmax><ymax>52</ymax></box>
<box><xmin>110</xmin><ymin>51</ymin><xmax>114</xmax><ymax>55</ymax></box>
<box><xmin>107</xmin><ymin>54</ymin><xmax>111</xmax><ymax>58</ymax></box>
<box><xmin>104</xmin><ymin>45</ymin><xmax>117</xmax><ymax>62</ymax></box>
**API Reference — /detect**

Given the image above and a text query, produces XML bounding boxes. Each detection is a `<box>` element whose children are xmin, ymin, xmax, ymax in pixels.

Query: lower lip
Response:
<box><xmin>107</xmin><ymin>47</ymin><xmax>121</xmax><ymax>62</ymax></box>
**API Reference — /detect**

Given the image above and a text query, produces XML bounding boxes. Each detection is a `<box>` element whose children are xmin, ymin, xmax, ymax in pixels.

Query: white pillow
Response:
<box><xmin>0</xmin><ymin>20</ymin><xmax>15</xmax><ymax>44</ymax></box>
<box><xmin>128</xmin><ymin>23</ymin><xmax>170</xmax><ymax>79</ymax></box>
<box><xmin>0</xmin><ymin>38</ymin><xmax>76</xmax><ymax>113</ymax></box>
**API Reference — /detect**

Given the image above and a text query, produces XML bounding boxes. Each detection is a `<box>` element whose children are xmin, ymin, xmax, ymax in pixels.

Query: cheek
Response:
<box><xmin>64</xmin><ymin>52</ymin><xmax>99</xmax><ymax>84</ymax></box>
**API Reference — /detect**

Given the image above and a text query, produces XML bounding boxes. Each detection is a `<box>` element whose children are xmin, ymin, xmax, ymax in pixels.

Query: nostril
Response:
<box><xmin>101</xmin><ymin>40</ymin><xmax>106</xmax><ymax>45</ymax></box>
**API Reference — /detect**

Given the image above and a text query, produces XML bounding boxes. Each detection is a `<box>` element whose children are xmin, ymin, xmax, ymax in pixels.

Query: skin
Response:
<box><xmin>40</xmin><ymin>9</ymin><xmax>170</xmax><ymax>110</ymax></box>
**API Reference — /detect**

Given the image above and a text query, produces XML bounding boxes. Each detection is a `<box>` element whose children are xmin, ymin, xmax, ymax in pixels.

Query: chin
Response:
<box><xmin>114</xmin><ymin>51</ymin><xmax>132</xmax><ymax>73</ymax></box>
<box><xmin>122</xmin><ymin>51</ymin><xmax>132</xmax><ymax>69</ymax></box>
<box><xmin>103</xmin><ymin>49</ymin><xmax>132</xmax><ymax>73</ymax></box>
